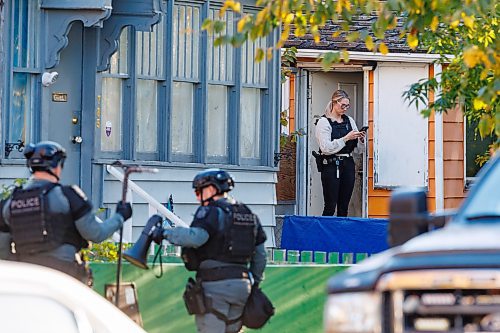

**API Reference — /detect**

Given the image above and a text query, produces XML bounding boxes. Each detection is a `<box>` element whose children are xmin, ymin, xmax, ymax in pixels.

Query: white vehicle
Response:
<box><xmin>0</xmin><ymin>260</ymin><xmax>147</xmax><ymax>333</ymax></box>
<box><xmin>324</xmin><ymin>153</ymin><xmax>500</xmax><ymax>333</ymax></box>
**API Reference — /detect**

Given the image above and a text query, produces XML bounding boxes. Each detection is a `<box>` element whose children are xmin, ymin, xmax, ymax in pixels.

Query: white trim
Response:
<box><xmin>296</xmin><ymin>69</ymin><xmax>309</xmax><ymax>216</ymax></box>
<box><xmin>434</xmin><ymin>64</ymin><xmax>444</xmax><ymax>211</ymax></box>
<box><xmin>362</xmin><ymin>68</ymin><xmax>370</xmax><ymax>217</ymax></box>
<box><xmin>292</xmin><ymin>49</ymin><xmax>444</xmax><ymax>64</ymax></box>
<box><xmin>106</xmin><ymin>165</ymin><xmax>189</xmax><ymax>227</ymax></box>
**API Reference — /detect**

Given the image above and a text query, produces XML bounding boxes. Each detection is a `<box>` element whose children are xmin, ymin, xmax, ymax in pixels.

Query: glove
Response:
<box><xmin>151</xmin><ymin>225</ymin><xmax>165</xmax><ymax>244</ymax></box>
<box><xmin>116</xmin><ymin>201</ymin><xmax>132</xmax><ymax>221</ymax></box>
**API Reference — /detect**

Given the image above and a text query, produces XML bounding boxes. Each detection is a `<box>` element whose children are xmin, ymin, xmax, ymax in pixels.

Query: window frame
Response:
<box><xmin>97</xmin><ymin>27</ymin><xmax>131</xmax><ymax>160</ymax></box>
<box><xmin>3</xmin><ymin>0</ymin><xmax>41</xmax><ymax>160</ymax></box>
<box><xmin>169</xmin><ymin>1</ymin><xmax>203</xmax><ymax>163</ymax></box>
<box><xmin>93</xmin><ymin>0</ymin><xmax>278</xmax><ymax>169</ymax></box>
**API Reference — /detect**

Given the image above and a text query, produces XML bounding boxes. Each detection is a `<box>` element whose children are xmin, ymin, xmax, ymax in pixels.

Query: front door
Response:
<box><xmin>307</xmin><ymin>71</ymin><xmax>364</xmax><ymax>216</ymax></box>
<box><xmin>47</xmin><ymin>23</ymin><xmax>84</xmax><ymax>186</ymax></box>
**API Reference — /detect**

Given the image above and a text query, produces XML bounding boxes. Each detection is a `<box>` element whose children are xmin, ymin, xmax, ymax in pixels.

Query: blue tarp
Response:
<box><xmin>281</xmin><ymin>216</ymin><xmax>389</xmax><ymax>254</ymax></box>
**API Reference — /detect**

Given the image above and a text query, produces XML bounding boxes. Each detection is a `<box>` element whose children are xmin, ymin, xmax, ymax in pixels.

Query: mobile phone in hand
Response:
<box><xmin>359</xmin><ymin>126</ymin><xmax>369</xmax><ymax>132</ymax></box>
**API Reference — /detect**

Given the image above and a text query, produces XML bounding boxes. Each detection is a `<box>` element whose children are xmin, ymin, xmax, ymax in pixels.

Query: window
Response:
<box><xmin>135</xmin><ymin>22</ymin><xmax>164</xmax><ymax>157</ymax></box>
<box><xmin>207</xmin><ymin>84</ymin><xmax>228</xmax><ymax>158</ymax></box>
<box><xmin>94</xmin><ymin>2</ymin><xmax>277</xmax><ymax>167</ymax></box>
<box><xmin>465</xmin><ymin>119</ymin><xmax>497</xmax><ymax>178</ymax></box>
<box><xmin>171</xmin><ymin>81</ymin><xmax>194</xmax><ymax>154</ymax></box>
<box><xmin>240</xmin><ymin>34</ymin><xmax>268</xmax><ymax>163</ymax></box>
<box><xmin>100</xmin><ymin>28</ymin><xmax>129</xmax><ymax>154</ymax></box>
<box><xmin>5</xmin><ymin>0</ymin><xmax>39</xmax><ymax>159</ymax></box>
<box><xmin>171</xmin><ymin>3</ymin><xmax>200</xmax><ymax>159</ymax></box>
<box><xmin>240</xmin><ymin>88</ymin><xmax>261</xmax><ymax>159</ymax></box>
<box><xmin>206</xmin><ymin>7</ymin><xmax>234</xmax><ymax>162</ymax></box>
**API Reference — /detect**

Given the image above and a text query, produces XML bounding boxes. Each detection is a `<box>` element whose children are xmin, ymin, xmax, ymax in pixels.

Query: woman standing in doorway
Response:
<box><xmin>315</xmin><ymin>90</ymin><xmax>365</xmax><ymax>216</ymax></box>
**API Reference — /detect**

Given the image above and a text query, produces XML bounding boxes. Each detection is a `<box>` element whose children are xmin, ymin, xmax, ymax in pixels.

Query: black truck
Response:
<box><xmin>324</xmin><ymin>153</ymin><xmax>500</xmax><ymax>333</ymax></box>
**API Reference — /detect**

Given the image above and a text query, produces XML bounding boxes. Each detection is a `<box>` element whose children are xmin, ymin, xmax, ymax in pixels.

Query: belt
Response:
<box><xmin>323</xmin><ymin>153</ymin><xmax>352</xmax><ymax>165</ymax></box>
<box><xmin>197</xmin><ymin>266</ymin><xmax>249</xmax><ymax>282</ymax></box>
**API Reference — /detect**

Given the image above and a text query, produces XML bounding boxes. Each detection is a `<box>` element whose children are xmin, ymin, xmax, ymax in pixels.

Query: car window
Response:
<box><xmin>0</xmin><ymin>294</ymin><xmax>80</xmax><ymax>333</ymax></box>
<box><xmin>459</xmin><ymin>157</ymin><xmax>500</xmax><ymax>223</ymax></box>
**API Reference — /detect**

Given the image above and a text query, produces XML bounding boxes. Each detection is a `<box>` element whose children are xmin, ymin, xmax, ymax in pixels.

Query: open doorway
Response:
<box><xmin>307</xmin><ymin>70</ymin><xmax>366</xmax><ymax>217</ymax></box>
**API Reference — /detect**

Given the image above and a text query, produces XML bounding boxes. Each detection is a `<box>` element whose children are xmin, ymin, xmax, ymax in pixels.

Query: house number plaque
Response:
<box><xmin>52</xmin><ymin>93</ymin><xmax>68</xmax><ymax>102</ymax></box>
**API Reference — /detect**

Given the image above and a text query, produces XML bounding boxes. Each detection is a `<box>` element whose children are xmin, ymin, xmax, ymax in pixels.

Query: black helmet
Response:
<box><xmin>24</xmin><ymin>141</ymin><xmax>67</xmax><ymax>172</ymax></box>
<box><xmin>192</xmin><ymin>169</ymin><xmax>234</xmax><ymax>194</ymax></box>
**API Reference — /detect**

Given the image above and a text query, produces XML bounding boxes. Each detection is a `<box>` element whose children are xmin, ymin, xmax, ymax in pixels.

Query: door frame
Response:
<box><xmin>295</xmin><ymin>65</ymin><xmax>372</xmax><ymax>217</ymax></box>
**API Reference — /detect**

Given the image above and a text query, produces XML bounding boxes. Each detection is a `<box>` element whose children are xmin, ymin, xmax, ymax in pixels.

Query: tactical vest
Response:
<box><xmin>8</xmin><ymin>183</ymin><xmax>88</xmax><ymax>255</ymax></box>
<box><xmin>185</xmin><ymin>200</ymin><xmax>257</xmax><ymax>270</ymax></box>
<box><xmin>324</xmin><ymin>114</ymin><xmax>357</xmax><ymax>154</ymax></box>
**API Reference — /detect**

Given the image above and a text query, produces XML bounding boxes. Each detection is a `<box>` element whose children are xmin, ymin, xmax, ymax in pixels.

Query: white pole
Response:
<box><xmin>106</xmin><ymin>165</ymin><xmax>189</xmax><ymax>227</ymax></box>
<box><xmin>434</xmin><ymin>64</ymin><xmax>444</xmax><ymax>211</ymax></box>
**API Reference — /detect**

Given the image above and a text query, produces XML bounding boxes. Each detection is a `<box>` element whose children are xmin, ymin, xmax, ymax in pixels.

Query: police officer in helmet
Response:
<box><xmin>0</xmin><ymin>141</ymin><xmax>132</xmax><ymax>284</ymax></box>
<box><xmin>156</xmin><ymin>168</ymin><xmax>267</xmax><ymax>333</ymax></box>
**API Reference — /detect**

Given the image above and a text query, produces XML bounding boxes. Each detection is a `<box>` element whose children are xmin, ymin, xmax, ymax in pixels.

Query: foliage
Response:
<box><xmin>280</xmin><ymin>47</ymin><xmax>306</xmax><ymax>148</ymax></box>
<box><xmin>0</xmin><ymin>178</ymin><xmax>27</xmax><ymax>200</ymax></box>
<box><xmin>281</xmin><ymin>46</ymin><xmax>297</xmax><ymax>83</ymax></box>
<box><xmin>203</xmin><ymin>0</ymin><xmax>499</xmax><ymax>149</ymax></box>
<box><xmin>279</xmin><ymin>108</ymin><xmax>307</xmax><ymax>148</ymax></box>
<box><xmin>81</xmin><ymin>241</ymin><xmax>133</xmax><ymax>263</ymax></box>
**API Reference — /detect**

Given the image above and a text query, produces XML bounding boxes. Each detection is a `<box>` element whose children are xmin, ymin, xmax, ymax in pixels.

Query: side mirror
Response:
<box><xmin>388</xmin><ymin>188</ymin><xmax>429</xmax><ymax>247</ymax></box>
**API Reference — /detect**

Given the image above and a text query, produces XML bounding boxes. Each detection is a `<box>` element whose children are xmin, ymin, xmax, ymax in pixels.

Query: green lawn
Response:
<box><xmin>91</xmin><ymin>263</ymin><xmax>347</xmax><ymax>333</ymax></box>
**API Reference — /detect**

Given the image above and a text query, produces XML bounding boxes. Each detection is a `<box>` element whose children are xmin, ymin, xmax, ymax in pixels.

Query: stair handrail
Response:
<box><xmin>106</xmin><ymin>165</ymin><xmax>189</xmax><ymax>227</ymax></box>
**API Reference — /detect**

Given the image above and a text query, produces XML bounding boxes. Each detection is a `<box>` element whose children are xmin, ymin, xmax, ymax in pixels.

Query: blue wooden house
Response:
<box><xmin>0</xmin><ymin>0</ymin><xmax>280</xmax><ymax>246</ymax></box>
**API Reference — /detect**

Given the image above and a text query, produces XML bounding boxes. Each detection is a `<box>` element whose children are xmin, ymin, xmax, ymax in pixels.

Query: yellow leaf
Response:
<box><xmin>341</xmin><ymin>49</ymin><xmax>349</xmax><ymax>62</ymax></box>
<box><xmin>407</xmin><ymin>33</ymin><xmax>419</xmax><ymax>49</ymax></box>
<box><xmin>450</xmin><ymin>20</ymin><xmax>460</xmax><ymax>28</ymax></box>
<box><xmin>255</xmin><ymin>48</ymin><xmax>264</xmax><ymax>62</ymax></box>
<box><xmin>281</xmin><ymin>28</ymin><xmax>290</xmax><ymax>42</ymax></box>
<box><xmin>430</xmin><ymin>16</ymin><xmax>439</xmax><ymax>32</ymax></box>
<box><xmin>463</xmin><ymin>15</ymin><xmax>474</xmax><ymax>28</ymax></box>
<box><xmin>332</xmin><ymin>31</ymin><xmax>341</xmax><ymax>38</ymax></box>
<box><xmin>463</xmin><ymin>46</ymin><xmax>483</xmax><ymax>68</ymax></box>
<box><xmin>379</xmin><ymin>42</ymin><xmax>389</xmax><ymax>55</ymax></box>
<box><xmin>473</xmin><ymin>98</ymin><xmax>487</xmax><ymax>110</ymax></box>
<box><xmin>284</xmin><ymin>13</ymin><xmax>294</xmax><ymax>24</ymax></box>
<box><xmin>237</xmin><ymin>15</ymin><xmax>249</xmax><ymax>33</ymax></box>
<box><xmin>365</xmin><ymin>35</ymin><xmax>374</xmax><ymax>51</ymax></box>
<box><xmin>480</xmin><ymin>69</ymin><xmax>489</xmax><ymax>80</ymax></box>
<box><xmin>256</xmin><ymin>8</ymin><xmax>268</xmax><ymax>25</ymax></box>
<box><xmin>267</xmin><ymin>47</ymin><xmax>273</xmax><ymax>60</ymax></box>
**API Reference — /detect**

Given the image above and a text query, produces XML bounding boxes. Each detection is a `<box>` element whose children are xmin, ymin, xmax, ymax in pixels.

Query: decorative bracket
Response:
<box><xmin>274</xmin><ymin>152</ymin><xmax>294</xmax><ymax>167</ymax></box>
<box><xmin>42</xmin><ymin>0</ymin><xmax>113</xmax><ymax>69</ymax></box>
<box><xmin>4</xmin><ymin>140</ymin><xmax>25</xmax><ymax>158</ymax></box>
<box><xmin>97</xmin><ymin>0</ymin><xmax>162</xmax><ymax>72</ymax></box>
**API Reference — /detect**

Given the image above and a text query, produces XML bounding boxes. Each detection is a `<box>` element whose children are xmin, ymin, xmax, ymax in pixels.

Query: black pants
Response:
<box><xmin>320</xmin><ymin>157</ymin><xmax>355</xmax><ymax>216</ymax></box>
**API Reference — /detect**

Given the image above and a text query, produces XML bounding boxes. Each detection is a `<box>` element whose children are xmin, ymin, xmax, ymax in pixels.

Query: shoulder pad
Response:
<box><xmin>195</xmin><ymin>206</ymin><xmax>210</xmax><ymax>219</ymax></box>
<box><xmin>69</xmin><ymin>185</ymin><xmax>88</xmax><ymax>201</ymax></box>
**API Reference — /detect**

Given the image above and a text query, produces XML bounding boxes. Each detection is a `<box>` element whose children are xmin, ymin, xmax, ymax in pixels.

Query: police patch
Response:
<box><xmin>71</xmin><ymin>185</ymin><xmax>88</xmax><ymax>201</ymax></box>
<box><xmin>195</xmin><ymin>206</ymin><xmax>210</xmax><ymax>219</ymax></box>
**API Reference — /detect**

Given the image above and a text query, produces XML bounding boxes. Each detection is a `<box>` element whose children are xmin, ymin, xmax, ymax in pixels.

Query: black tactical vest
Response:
<box><xmin>325</xmin><ymin>114</ymin><xmax>357</xmax><ymax>154</ymax></box>
<box><xmin>194</xmin><ymin>200</ymin><xmax>257</xmax><ymax>266</ymax></box>
<box><xmin>9</xmin><ymin>183</ymin><xmax>87</xmax><ymax>254</ymax></box>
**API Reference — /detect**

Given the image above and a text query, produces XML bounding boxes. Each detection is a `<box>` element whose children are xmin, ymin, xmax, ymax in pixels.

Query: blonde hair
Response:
<box><xmin>325</xmin><ymin>90</ymin><xmax>350</xmax><ymax>115</ymax></box>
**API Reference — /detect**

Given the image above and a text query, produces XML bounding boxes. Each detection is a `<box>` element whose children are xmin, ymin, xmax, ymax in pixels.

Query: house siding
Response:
<box><xmin>443</xmin><ymin>105</ymin><xmax>466</xmax><ymax>209</ymax></box>
<box><xmin>101</xmin><ymin>166</ymin><xmax>277</xmax><ymax>247</ymax></box>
